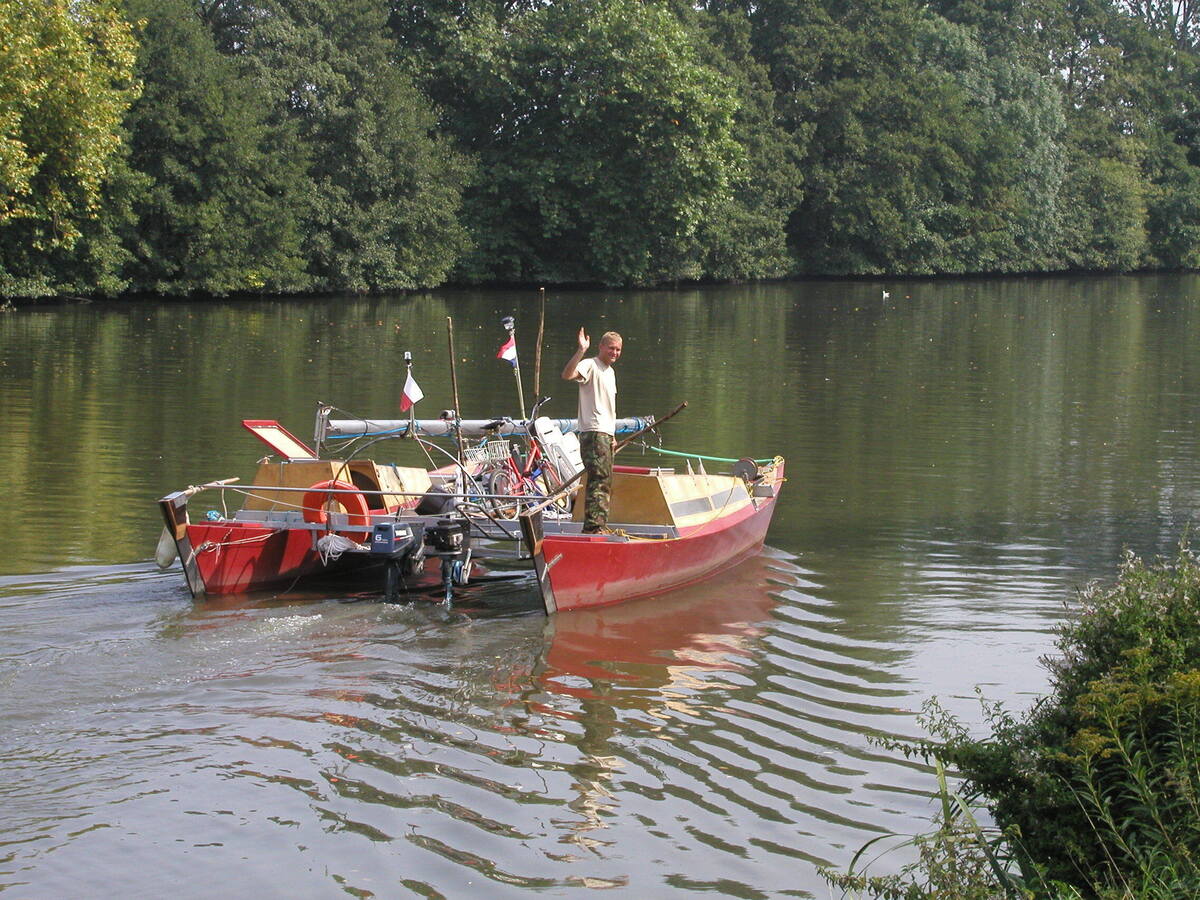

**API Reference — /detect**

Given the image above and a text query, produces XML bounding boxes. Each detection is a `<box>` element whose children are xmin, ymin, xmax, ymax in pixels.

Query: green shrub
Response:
<box><xmin>826</xmin><ymin>546</ymin><xmax>1200</xmax><ymax>898</ymax></box>
<box><xmin>820</xmin><ymin>761</ymin><xmax>1035</xmax><ymax>899</ymax></box>
<box><xmin>931</xmin><ymin>546</ymin><xmax>1200</xmax><ymax>894</ymax></box>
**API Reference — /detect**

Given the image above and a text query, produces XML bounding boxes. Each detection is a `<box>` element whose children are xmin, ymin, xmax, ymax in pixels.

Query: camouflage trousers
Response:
<box><xmin>579</xmin><ymin>431</ymin><xmax>614</xmax><ymax>533</ymax></box>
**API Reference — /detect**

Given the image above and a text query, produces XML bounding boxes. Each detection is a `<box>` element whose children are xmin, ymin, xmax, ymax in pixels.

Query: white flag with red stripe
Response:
<box><xmin>400</xmin><ymin>370</ymin><xmax>424</xmax><ymax>412</ymax></box>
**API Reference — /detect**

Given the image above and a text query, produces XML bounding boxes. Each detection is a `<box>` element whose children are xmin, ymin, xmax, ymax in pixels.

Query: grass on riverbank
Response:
<box><xmin>823</xmin><ymin>544</ymin><xmax>1200</xmax><ymax>899</ymax></box>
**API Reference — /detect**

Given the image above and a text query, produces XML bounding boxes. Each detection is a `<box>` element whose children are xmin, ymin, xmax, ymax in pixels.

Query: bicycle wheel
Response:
<box><xmin>538</xmin><ymin>467</ymin><xmax>574</xmax><ymax>514</ymax></box>
<box><xmin>486</xmin><ymin>467</ymin><xmax>520</xmax><ymax>512</ymax></box>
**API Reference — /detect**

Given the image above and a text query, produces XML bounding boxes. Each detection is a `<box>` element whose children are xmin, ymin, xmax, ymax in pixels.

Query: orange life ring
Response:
<box><xmin>301</xmin><ymin>479</ymin><xmax>371</xmax><ymax>539</ymax></box>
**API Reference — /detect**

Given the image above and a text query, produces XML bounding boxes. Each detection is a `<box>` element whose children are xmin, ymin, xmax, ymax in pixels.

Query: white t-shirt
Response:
<box><xmin>574</xmin><ymin>357</ymin><xmax>617</xmax><ymax>434</ymax></box>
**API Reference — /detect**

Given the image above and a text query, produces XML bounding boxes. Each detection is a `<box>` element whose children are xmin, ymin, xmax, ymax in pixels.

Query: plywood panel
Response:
<box><xmin>573</xmin><ymin>471</ymin><xmax>672</xmax><ymax>525</ymax></box>
<box><xmin>659</xmin><ymin>473</ymin><xmax>752</xmax><ymax>529</ymax></box>
<box><xmin>241</xmin><ymin>460</ymin><xmax>432</xmax><ymax>512</ymax></box>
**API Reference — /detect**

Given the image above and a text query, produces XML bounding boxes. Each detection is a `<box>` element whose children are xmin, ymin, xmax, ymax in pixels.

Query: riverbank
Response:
<box><xmin>9</xmin><ymin>0</ymin><xmax>1200</xmax><ymax>302</ymax></box>
<box><xmin>6</xmin><ymin>267</ymin><xmax>1198</xmax><ymax>311</ymax></box>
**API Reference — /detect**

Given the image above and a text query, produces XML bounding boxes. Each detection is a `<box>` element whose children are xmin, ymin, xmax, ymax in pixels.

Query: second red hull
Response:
<box><xmin>534</xmin><ymin>468</ymin><xmax>783</xmax><ymax>613</ymax></box>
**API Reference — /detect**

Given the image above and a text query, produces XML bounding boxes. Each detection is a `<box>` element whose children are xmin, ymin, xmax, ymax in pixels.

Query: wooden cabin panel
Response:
<box><xmin>242</xmin><ymin>460</ymin><xmax>431</xmax><ymax>512</ymax></box>
<box><xmin>572</xmin><ymin>471</ymin><xmax>673</xmax><ymax>526</ymax></box>
<box><xmin>659</xmin><ymin>473</ymin><xmax>752</xmax><ymax>529</ymax></box>
<box><xmin>346</xmin><ymin>462</ymin><xmax>386</xmax><ymax>510</ymax></box>
<box><xmin>373</xmin><ymin>464</ymin><xmax>432</xmax><ymax>508</ymax></box>
<box><xmin>244</xmin><ymin>461</ymin><xmax>343</xmax><ymax>511</ymax></box>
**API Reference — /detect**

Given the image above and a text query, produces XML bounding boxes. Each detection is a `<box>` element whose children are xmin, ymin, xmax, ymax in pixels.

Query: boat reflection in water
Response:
<box><xmin>540</xmin><ymin>550</ymin><xmax>788</xmax><ymax>691</ymax></box>
<box><xmin>144</xmin><ymin>547</ymin><xmax>805</xmax><ymax>890</ymax></box>
<box><xmin>529</xmin><ymin>550</ymin><xmax>794</xmax><ymax>855</ymax></box>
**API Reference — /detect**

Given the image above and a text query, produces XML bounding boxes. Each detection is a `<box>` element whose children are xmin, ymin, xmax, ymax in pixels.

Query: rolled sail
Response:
<box><xmin>323</xmin><ymin>416</ymin><xmax>655</xmax><ymax>440</ymax></box>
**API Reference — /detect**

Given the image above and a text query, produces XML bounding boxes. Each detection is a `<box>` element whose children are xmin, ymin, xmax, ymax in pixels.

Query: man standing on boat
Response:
<box><xmin>562</xmin><ymin>328</ymin><xmax>622</xmax><ymax>533</ymax></box>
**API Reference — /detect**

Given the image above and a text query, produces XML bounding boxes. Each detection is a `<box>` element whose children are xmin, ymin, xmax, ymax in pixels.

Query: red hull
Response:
<box><xmin>534</xmin><ymin>463</ymin><xmax>784</xmax><ymax>612</ymax></box>
<box><xmin>542</xmin><ymin>553</ymin><xmax>783</xmax><ymax>688</ymax></box>
<box><xmin>186</xmin><ymin>522</ymin><xmax>333</xmax><ymax>593</ymax></box>
<box><xmin>184</xmin><ymin>521</ymin><xmax>438</xmax><ymax>595</ymax></box>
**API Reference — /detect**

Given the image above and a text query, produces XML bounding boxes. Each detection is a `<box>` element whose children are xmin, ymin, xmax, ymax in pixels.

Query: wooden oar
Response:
<box><xmin>522</xmin><ymin>401</ymin><xmax>687</xmax><ymax>517</ymax></box>
<box><xmin>614</xmin><ymin>400</ymin><xmax>687</xmax><ymax>455</ymax></box>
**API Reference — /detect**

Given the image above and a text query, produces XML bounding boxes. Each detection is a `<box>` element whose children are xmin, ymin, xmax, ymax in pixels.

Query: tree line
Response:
<box><xmin>3</xmin><ymin>0</ymin><xmax>1199</xmax><ymax>297</ymax></box>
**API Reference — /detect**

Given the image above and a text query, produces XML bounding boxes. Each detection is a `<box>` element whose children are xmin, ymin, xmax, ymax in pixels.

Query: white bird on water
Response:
<box><xmin>882</xmin><ymin>289</ymin><xmax>890</xmax><ymax>300</ymax></box>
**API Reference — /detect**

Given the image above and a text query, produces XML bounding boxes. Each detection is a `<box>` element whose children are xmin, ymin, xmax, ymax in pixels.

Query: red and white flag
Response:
<box><xmin>400</xmin><ymin>370</ymin><xmax>424</xmax><ymax>412</ymax></box>
<box><xmin>496</xmin><ymin>335</ymin><xmax>517</xmax><ymax>367</ymax></box>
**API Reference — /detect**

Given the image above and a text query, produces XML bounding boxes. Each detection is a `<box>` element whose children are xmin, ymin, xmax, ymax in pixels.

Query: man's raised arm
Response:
<box><xmin>561</xmin><ymin>327</ymin><xmax>591</xmax><ymax>381</ymax></box>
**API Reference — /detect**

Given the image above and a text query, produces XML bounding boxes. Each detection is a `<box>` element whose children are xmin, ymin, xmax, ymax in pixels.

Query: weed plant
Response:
<box><xmin>820</xmin><ymin>761</ymin><xmax>1034</xmax><ymax>899</ymax></box>
<box><xmin>825</xmin><ymin>545</ymin><xmax>1200</xmax><ymax>898</ymax></box>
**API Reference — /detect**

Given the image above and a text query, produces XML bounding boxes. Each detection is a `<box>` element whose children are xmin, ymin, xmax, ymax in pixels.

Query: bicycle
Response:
<box><xmin>461</xmin><ymin>398</ymin><xmax>571</xmax><ymax>515</ymax></box>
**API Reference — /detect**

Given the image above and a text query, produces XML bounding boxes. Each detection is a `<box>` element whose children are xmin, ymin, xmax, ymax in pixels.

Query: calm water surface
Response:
<box><xmin>1</xmin><ymin>276</ymin><xmax>1199</xmax><ymax>896</ymax></box>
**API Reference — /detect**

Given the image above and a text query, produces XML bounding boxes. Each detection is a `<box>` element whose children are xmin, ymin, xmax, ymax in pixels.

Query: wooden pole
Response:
<box><xmin>503</xmin><ymin>317</ymin><xmax>527</xmax><ymax>420</ymax></box>
<box><xmin>520</xmin><ymin>401</ymin><xmax>688</xmax><ymax>517</ymax></box>
<box><xmin>404</xmin><ymin>351</ymin><xmax>416</xmax><ymax>436</ymax></box>
<box><xmin>446</xmin><ymin>316</ymin><xmax>463</xmax><ymax>466</ymax></box>
<box><xmin>612</xmin><ymin>401</ymin><xmax>687</xmax><ymax>453</ymax></box>
<box><xmin>533</xmin><ymin>287</ymin><xmax>546</xmax><ymax>400</ymax></box>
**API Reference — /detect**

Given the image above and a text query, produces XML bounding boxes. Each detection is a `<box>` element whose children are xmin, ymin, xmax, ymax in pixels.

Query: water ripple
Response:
<box><xmin>0</xmin><ymin>550</ymin><xmax>1098</xmax><ymax>895</ymax></box>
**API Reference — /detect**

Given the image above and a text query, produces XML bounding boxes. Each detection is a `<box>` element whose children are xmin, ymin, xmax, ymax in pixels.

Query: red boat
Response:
<box><xmin>539</xmin><ymin>551</ymin><xmax>787</xmax><ymax>689</ymax></box>
<box><xmin>519</xmin><ymin>457</ymin><xmax>786</xmax><ymax>613</ymax></box>
<box><xmin>158</xmin><ymin>438</ymin><xmax>462</xmax><ymax>599</ymax></box>
<box><xmin>157</xmin><ymin>413</ymin><xmax>652</xmax><ymax>603</ymax></box>
<box><xmin>158</xmin><ymin>414</ymin><xmax>785</xmax><ymax>612</ymax></box>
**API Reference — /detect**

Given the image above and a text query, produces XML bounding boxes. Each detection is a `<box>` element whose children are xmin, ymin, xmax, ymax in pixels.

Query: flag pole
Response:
<box><xmin>501</xmin><ymin>315</ymin><xmax>527</xmax><ymax>421</ymax></box>
<box><xmin>403</xmin><ymin>351</ymin><xmax>416</xmax><ymax>436</ymax></box>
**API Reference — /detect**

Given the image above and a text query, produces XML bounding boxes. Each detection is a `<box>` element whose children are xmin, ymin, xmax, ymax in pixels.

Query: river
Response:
<box><xmin>1</xmin><ymin>275</ymin><xmax>1198</xmax><ymax>896</ymax></box>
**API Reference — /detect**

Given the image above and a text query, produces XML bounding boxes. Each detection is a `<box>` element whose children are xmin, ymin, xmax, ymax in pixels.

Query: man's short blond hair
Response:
<box><xmin>600</xmin><ymin>331</ymin><xmax>623</xmax><ymax>346</ymax></box>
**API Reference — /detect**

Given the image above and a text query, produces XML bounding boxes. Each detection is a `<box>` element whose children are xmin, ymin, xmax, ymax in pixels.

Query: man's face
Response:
<box><xmin>599</xmin><ymin>338</ymin><xmax>622</xmax><ymax>365</ymax></box>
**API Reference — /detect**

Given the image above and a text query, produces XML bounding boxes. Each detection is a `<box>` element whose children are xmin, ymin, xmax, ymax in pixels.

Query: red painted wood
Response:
<box><xmin>185</xmin><ymin>520</ymin><xmax>438</xmax><ymax>595</ymax></box>
<box><xmin>540</xmin><ymin>462</ymin><xmax>784</xmax><ymax>612</ymax></box>
<box><xmin>187</xmin><ymin>522</ymin><xmax>320</xmax><ymax>593</ymax></box>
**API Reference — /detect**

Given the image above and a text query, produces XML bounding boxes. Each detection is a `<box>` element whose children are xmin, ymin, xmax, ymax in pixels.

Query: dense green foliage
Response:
<box><xmin>121</xmin><ymin>0</ymin><xmax>309</xmax><ymax>294</ymax></box>
<box><xmin>829</xmin><ymin>547</ymin><xmax>1200</xmax><ymax>898</ymax></box>
<box><xmin>225</xmin><ymin>0</ymin><xmax>471</xmax><ymax>292</ymax></box>
<box><xmin>452</xmin><ymin>0</ymin><xmax>742</xmax><ymax>285</ymax></box>
<box><xmin>950</xmin><ymin>548</ymin><xmax>1200</xmax><ymax>894</ymax></box>
<box><xmin>0</xmin><ymin>0</ymin><xmax>139</xmax><ymax>296</ymax></box>
<box><xmin>3</xmin><ymin>0</ymin><xmax>1200</xmax><ymax>295</ymax></box>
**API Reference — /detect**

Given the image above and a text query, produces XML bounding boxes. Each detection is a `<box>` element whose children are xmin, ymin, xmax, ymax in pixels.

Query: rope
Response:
<box><xmin>317</xmin><ymin>532</ymin><xmax>364</xmax><ymax>565</ymax></box>
<box><xmin>198</xmin><ymin>531</ymin><xmax>272</xmax><ymax>552</ymax></box>
<box><xmin>701</xmin><ymin>480</ymin><xmax>743</xmax><ymax>530</ymax></box>
<box><xmin>218</xmin><ymin>485</ymin><xmax>311</xmax><ymax>513</ymax></box>
<box><xmin>645</xmin><ymin>446</ymin><xmax>775</xmax><ymax>465</ymax></box>
<box><xmin>196</xmin><ymin>530</ymin><xmax>273</xmax><ymax>567</ymax></box>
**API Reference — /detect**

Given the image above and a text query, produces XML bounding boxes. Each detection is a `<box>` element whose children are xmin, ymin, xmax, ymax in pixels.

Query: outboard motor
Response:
<box><xmin>370</xmin><ymin>521</ymin><xmax>425</xmax><ymax>603</ymax></box>
<box><xmin>415</xmin><ymin>484</ymin><xmax>459</xmax><ymax>516</ymax></box>
<box><xmin>426</xmin><ymin>518</ymin><xmax>469</xmax><ymax>555</ymax></box>
<box><xmin>424</xmin><ymin>517</ymin><xmax>472</xmax><ymax>602</ymax></box>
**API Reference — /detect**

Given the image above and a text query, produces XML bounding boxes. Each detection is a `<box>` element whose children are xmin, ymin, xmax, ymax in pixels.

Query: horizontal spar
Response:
<box><xmin>323</xmin><ymin>416</ymin><xmax>655</xmax><ymax>439</ymax></box>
